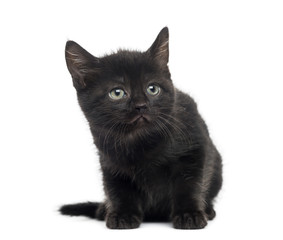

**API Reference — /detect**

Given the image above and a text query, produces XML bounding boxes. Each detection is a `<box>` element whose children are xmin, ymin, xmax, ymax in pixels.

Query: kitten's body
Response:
<box><xmin>60</xmin><ymin>27</ymin><xmax>222</xmax><ymax>229</ymax></box>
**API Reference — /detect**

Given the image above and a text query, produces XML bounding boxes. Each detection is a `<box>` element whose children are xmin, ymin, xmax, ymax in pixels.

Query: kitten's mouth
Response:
<box><xmin>129</xmin><ymin>114</ymin><xmax>151</xmax><ymax>125</ymax></box>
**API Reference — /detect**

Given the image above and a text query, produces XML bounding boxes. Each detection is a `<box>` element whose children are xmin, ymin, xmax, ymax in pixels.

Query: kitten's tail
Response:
<box><xmin>59</xmin><ymin>202</ymin><xmax>106</xmax><ymax>220</ymax></box>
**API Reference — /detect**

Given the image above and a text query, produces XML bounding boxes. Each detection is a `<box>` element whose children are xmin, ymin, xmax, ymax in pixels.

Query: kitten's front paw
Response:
<box><xmin>106</xmin><ymin>212</ymin><xmax>141</xmax><ymax>229</ymax></box>
<box><xmin>173</xmin><ymin>211</ymin><xmax>207</xmax><ymax>229</ymax></box>
<box><xmin>205</xmin><ymin>205</ymin><xmax>216</xmax><ymax>220</ymax></box>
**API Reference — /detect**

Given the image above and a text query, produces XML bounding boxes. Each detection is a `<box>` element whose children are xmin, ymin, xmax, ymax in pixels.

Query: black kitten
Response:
<box><xmin>60</xmin><ymin>27</ymin><xmax>222</xmax><ymax>229</ymax></box>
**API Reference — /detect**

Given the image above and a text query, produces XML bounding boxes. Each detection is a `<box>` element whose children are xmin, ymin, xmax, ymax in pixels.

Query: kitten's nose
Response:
<box><xmin>135</xmin><ymin>103</ymin><xmax>147</xmax><ymax>113</ymax></box>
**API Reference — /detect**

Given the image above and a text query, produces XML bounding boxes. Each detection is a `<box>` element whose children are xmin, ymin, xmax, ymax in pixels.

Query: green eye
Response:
<box><xmin>109</xmin><ymin>88</ymin><xmax>126</xmax><ymax>100</ymax></box>
<box><xmin>147</xmin><ymin>85</ymin><xmax>160</xmax><ymax>96</ymax></box>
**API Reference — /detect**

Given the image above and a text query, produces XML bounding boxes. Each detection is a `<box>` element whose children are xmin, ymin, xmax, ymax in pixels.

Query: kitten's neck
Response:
<box><xmin>91</xmin><ymin>125</ymin><xmax>168</xmax><ymax>159</ymax></box>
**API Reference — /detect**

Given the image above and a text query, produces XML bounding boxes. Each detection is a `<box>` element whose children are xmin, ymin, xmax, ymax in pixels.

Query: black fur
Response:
<box><xmin>60</xmin><ymin>27</ymin><xmax>222</xmax><ymax>229</ymax></box>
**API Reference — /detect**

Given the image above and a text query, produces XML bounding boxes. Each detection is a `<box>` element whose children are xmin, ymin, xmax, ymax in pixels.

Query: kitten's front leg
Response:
<box><xmin>171</xmin><ymin>157</ymin><xmax>207</xmax><ymax>229</ymax></box>
<box><xmin>102</xmin><ymin>168</ymin><xmax>143</xmax><ymax>229</ymax></box>
<box><xmin>172</xmin><ymin>178</ymin><xmax>207</xmax><ymax>229</ymax></box>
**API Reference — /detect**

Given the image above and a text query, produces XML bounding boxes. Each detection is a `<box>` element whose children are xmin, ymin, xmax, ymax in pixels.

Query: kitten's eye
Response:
<box><xmin>147</xmin><ymin>85</ymin><xmax>160</xmax><ymax>96</ymax></box>
<box><xmin>109</xmin><ymin>88</ymin><xmax>126</xmax><ymax>100</ymax></box>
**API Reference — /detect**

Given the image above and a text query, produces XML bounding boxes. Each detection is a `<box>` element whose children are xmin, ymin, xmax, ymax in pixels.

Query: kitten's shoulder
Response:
<box><xmin>174</xmin><ymin>88</ymin><xmax>197</xmax><ymax>111</ymax></box>
<box><xmin>174</xmin><ymin>88</ymin><xmax>210</xmax><ymax>138</ymax></box>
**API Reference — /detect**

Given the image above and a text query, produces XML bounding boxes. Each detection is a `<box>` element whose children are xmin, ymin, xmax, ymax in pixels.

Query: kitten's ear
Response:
<box><xmin>65</xmin><ymin>41</ymin><xmax>99</xmax><ymax>89</ymax></box>
<box><xmin>147</xmin><ymin>27</ymin><xmax>169</xmax><ymax>66</ymax></box>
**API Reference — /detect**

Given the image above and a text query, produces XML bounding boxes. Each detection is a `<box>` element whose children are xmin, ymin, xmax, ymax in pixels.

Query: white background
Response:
<box><xmin>0</xmin><ymin>0</ymin><xmax>283</xmax><ymax>239</ymax></box>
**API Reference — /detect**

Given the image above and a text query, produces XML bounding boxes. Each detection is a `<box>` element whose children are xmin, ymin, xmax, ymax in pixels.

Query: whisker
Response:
<box><xmin>154</xmin><ymin>119</ymin><xmax>171</xmax><ymax>140</ymax></box>
<box><xmin>102</xmin><ymin>122</ymin><xmax>120</xmax><ymax>157</ymax></box>
<box><xmin>157</xmin><ymin>115</ymin><xmax>187</xmax><ymax>143</ymax></box>
<box><xmin>158</xmin><ymin>113</ymin><xmax>193</xmax><ymax>145</ymax></box>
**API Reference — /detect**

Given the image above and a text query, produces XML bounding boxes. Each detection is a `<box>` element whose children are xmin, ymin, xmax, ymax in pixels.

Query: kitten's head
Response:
<box><xmin>65</xmin><ymin>27</ymin><xmax>175</xmax><ymax>140</ymax></box>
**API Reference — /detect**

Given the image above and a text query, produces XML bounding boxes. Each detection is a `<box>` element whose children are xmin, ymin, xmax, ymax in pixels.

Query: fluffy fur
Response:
<box><xmin>60</xmin><ymin>27</ymin><xmax>222</xmax><ymax>229</ymax></box>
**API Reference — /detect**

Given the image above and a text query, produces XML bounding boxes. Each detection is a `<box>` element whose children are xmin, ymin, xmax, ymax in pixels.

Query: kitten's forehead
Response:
<box><xmin>97</xmin><ymin>49</ymin><xmax>170</xmax><ymax>89</ymax></box>
<box><xmin>102</xmin><ymin>50</ymin><xmax>154</xmax><ymax>77</ymax></box>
